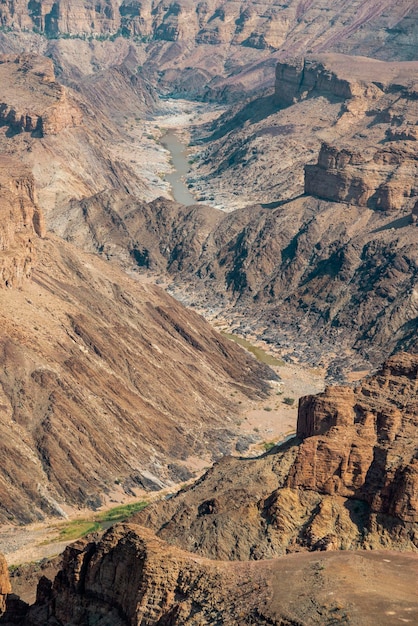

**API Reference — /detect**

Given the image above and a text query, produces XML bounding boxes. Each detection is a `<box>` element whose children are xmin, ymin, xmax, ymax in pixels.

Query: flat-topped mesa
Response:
<box><xmin>290</xmin><ymin>352</ymin><xmax>418</xmax><ymax>523</ymax></box>
<box><xmin>275</xmin><ymin>54</ymin><xmax>418</xmax><ymax>211</ymax></box>
<box><xmin>304</xmin><ymin>141</ymin><xmax>418</xmax><ymax>211</ymax></box>
<box><xmin>274</xmin><ymin>54</ymin><xmax>418</xmax><ymax>108</ymax></box>
<box><xmin>0</xmin><ymin>55</ymin><xmax>82</xmax><ymax>136</ymax></box>
<box><xmin>0</xmin><ymin>158</ymin><xmax>46</xmax><ymax>288</ymax></box>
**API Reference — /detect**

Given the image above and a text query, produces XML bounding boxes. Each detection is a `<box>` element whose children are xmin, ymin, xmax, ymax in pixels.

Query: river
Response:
<box><xmin>160</xmin><ymin>131</ymin><xmax>196</xmax><ymax>206</ymax></box>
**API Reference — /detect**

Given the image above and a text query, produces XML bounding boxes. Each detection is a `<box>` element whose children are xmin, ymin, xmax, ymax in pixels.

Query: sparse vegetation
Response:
<box><xmin>283</xmin><ymin>397</ymin><xmax>295</xmax><ymax>406</ymax></box>
<box><xmin>50</xmin><ymin>500</ymin><xmax>148</xmax><ymax>543</ymax></box>
<box><xmin>56</xmin><ymin>520</ymin><xmax>100</xmax><ymax>542</ymax></box>
<box><xmin>263</xmin><ymin>441</ymin><xmax>275</xmax><ymax>451</ymax></box>
<box><xmin>95</xmin><ymin>500</ymin><xmax>148</xmax><ymax>524</ymax></box>
<box><xmin>221</xmin><ymin>332</ymin><xmax>285</xmax><ymax>366</ymax></box>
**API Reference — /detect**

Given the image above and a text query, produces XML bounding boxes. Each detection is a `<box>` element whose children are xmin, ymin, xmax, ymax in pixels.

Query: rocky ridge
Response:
<box><xmin>0</xmin><ymin>54</ymin><xmax>82</xmax><ymax>135</ymax></box>
<box><xmin>1</xmin><ymin>524</ymin><xmax>417</xmax><ymax>625</ymax></box>
<box><xmin>0</xmin><ymin>158</ymin><xmax>45</xmax><ymax>288</ymax></box>
<box><xmin>0</xmin><ymin>51</ymin><xmax>162</xmax><ymax>224</ymax></box>
<box><xmin>134</xmin><ymin>352</ymin><xmax>418</xmax><ymax>558</ymax></box>
<box><xmin>0</xmin><ymin>0</ymin><xmax>417</xmax><ymax>104</ymax></box>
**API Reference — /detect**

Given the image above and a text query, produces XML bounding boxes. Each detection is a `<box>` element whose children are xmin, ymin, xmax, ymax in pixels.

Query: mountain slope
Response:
<box><xmin>0</xmin><ymin>159</ymin><xmax>273</xmax><ymax>524</ymax></box>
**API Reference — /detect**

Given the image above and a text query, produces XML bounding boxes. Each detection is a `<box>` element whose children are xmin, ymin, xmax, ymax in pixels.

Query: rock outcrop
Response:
<box><xmin>0</xmin><ymin>554</ymin><xmax>11</xmax><ymax>615</ymax></box>
<box><xmin>272</xmin><ymin>54</ymin><xmax>418</xmax><ymax>212</ymax></box>
<box><xmin>0</xmin><ymin>55</ymin><xmax>82</xmax><ymax>136</ymax></box>
<box><xmin>290</xmin><ymin>353</ymin><xmax>418</xmax><ymax>523</ymax></box>
<box><xmin>2</xmin><ymin>524</ymin><xmax>418</xmax><ymax>625</ymax></box>
<box><xmin>0</xmin><ymin>158</ymin><xmax>45</xmax><ymax>288</ymax></box>
<box><xmin>133</xmin><ymin>354</ymin><xmax>418</xmax><ymax>558</ymax></box>
<box><xmin>305</xmin><ymin>141</ymin><xmax>418</xmax><ymax>212</ymax></box>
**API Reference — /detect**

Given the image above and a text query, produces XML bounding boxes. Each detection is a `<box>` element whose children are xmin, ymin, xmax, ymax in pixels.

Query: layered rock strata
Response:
<box><xmin>2</xmin><ymin>525</ymin><xmax>418</xmax><ymax>625</ymax></box>
<box><xmin>0</xmin><ymin>55</ymin><xmax>82</xmax><ymax>136</ymax></box>
<box><xmin>0</xmin><ymin>158</ymin><xmax>45</xmax><ymax>288</ymax></box>
<box><xmin>134</xmin><ymin>354</ymin><xmax>418</xmax><ymax>558</ymax></box>
<box><xmin>290</xmin><ymin>352</ymin><xmax>418</xmax><ymax>523</ymax></box>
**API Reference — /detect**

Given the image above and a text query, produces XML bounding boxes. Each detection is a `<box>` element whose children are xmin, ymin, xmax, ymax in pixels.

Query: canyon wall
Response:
<box><xmin>0</xmin><ymin>158</ymin><xmax>45</xmax><ymax>288</ymax></box>
<box><xmin>132</xmin><ymin>354</ymin><xmax>418</xmax><ymax>559</ymax></box>
<box><xmin>291</xmin><ymin>352</ymin><xmax>418</xmax><ymax>523</ymax></box>
<box><xmin>0</xmin><ymin>0</ymin><xmax>416</xmax><ymax>61</ymax></box>
<box><xmin>0</xmin><ymin>55</ymin><xmax>82</xmax><ymax>136</ymax></box>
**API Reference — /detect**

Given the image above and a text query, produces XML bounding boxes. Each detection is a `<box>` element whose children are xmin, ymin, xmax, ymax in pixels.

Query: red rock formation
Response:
<box><xmin>289</xmin><ymin>353</ymin><xmax>418</xmax><ymax>523</ymax></box>
<box><xmin>5</xmin><ymin>524</ymin><xmax>418</xmax><ymax>625</ymax></box>
<box><xmin>0</xmin><ymin>554</ymin><xmax>11</xmax><ymax>615</ymax></box>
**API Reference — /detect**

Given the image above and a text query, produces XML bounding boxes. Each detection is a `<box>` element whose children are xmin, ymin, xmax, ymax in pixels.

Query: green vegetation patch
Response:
<box><xmin>51</xmin><ymin>500</ymin><xmax>148</xmax><ymax>543</ymax></box>
<box><xmin>57</xmin><ymin>520</ymin><xmax>100</xmax><ymax>542</ymax></box>
<box><xmin>95</xmin><ymin>501</ymin><xmax>148</xmax><ymax>524</ymax></box>
<box><xmin>263</xmin><ymin>442</ymin><xmax>276</xmax><ymax>452</ymax></box>
<box><xmin>221</xmin><ymin>332</ymin><xmax>285</xmax><ymax>366</ymax></box>
<box><xmin>283</xmin><ymin>397</ymin><xmax>295</xmax><ymax>406</ymax></box>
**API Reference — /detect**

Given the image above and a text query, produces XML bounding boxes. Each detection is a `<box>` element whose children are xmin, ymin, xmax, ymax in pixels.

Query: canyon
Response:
<box><xmin>0</xmin><ymin>1</ymin><xmax>417</xmax><ymax>624</ymax></box>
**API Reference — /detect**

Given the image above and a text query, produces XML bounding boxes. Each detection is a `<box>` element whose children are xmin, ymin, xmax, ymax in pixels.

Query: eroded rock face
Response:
<box><xmin>5</xmin><ymin>524</ymin><xmax>418</xmax><ymax>626</ymax></box>
<box><xmin>305</xmin><ymin>141</ymin><xmax>418</xmax><ymax>211</ymax></box>
<box><xmin>0</xmin><ymin>554</ymin><xmax>11</xmax><ymax>615</ymax></box>
<box><xmin>290</xmin><ymin>353</ymin><xmax>418</xmax><ymax>523</ymax></box>
<box><xmin>0</xmin><ymin>158</ymin><xmax>45</xmax><ymax>288</ymax></box>
<box><xmin>272</xmin><ymin>55</ymin><xmax>418</xmax><ymax>212</ymax></box>
<box><xmin>132</xmin><ymin>355</ymin><xmax>418</xmax><ymax>559</ymax></box>
<box><xmin>0</xmin><ymin>55</ymin><xmax>82</xmax><ymax>136</ymax></box>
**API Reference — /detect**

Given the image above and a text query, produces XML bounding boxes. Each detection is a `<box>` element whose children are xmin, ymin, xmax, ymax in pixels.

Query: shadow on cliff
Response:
<box><xmin>372</xmin><ymin>214</ymin><xmax>412</xmax><ymax>233</ymax></box>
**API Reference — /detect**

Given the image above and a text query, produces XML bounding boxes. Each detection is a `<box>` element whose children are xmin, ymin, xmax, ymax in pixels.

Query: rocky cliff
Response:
<box><xmin>0</xmin><ymin>0</ymin><xmax>416</xmax><ymax>104</ymax></box>
<box><xmin>0</xmin><ymin>158</ymin><xmax>45</xmax><ymax>288</ymax></box>
<box><xmin>2</xmin><ymin>524</ymin><xmax>417</xmax><ymax>625</ymax></box>
<box><xmin>133</xmin><ymin>353</ymin><xmax>418</xmax><ymax>558</ymax></box>
<box><xmin>0</xmin><ymin>54</ymin><xmax>82</xmax><ymax>136</ymax></box>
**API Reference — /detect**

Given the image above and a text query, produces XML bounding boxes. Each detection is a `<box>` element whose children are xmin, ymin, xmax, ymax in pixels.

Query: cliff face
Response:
<box><xmin>290</xmin><ymin>353</ymin><xmax>418</xmax><ymax>523</ymax></box>
<box><xmin>3</xmin><ymin>524</ymin><xmax>418</xmax><ymax>626</ymax></box>
<box><xmin>0</xmin><ymin>55</ymin><xmax>82</xmax><ymax>136</ymax></box>
<box><xmin>0</xmin><ymin>0</ymin><xmax>417</xmax><ymax>106</ymax></box>
<box><xmin>132</xmin><ymin>354</ymin><xmax>418</xmax><ymax>559</ymax></box>
<box><xmin>0</xmin><ymin>158</ymin><xmax>45</xmax><ymax>289</ymax></box>
<box><xmin>0</xmin><ymin>0</ymin><xmax>416</xmax><ymax>58</ymax></box>
<box><xmin>272</xmin><ymin>54</ymin><xmax>418</xmax><ymax>212</ymax></box>
<box><xmin>0</xmin><ymin>554</ymin><xmax>11</xmax><ymax>615</ymax></box>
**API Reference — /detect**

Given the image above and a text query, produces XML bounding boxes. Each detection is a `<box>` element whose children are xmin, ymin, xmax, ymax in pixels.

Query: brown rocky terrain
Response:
<box><xmin>134</xmin><ymin>352</ymin><xmax>418</xmax><ymax>558</ymax></box>
<box><xmin>74</xmin><ymin>53</ymin><xmax>417</xmax><ymax>376</ymax></box>
<box><xmin>0</xmin><ymin>0</ymin><xmax>417</xmax><ymax>104</ymax></box>
<box><xmin>0</xmin><ymin>51</ymin><xmax>162</xmax><ymax>225</ymax></box>
<box><xmin>0</xmin><ymin>158</ymin><xmax>274</xmax><ymax>524</ymax></box>
<box><xmin>0</xmin><ymin>157</ymin><xmax>45</xmax><ymax>289</ymax></box>
<box><xmin>0</xmin><ymin>54</ymin><xmax>82</xmax><ymax>136</ymax></box>
<box><xmin>0</xmin><ymin>354</ymin><xmax>417</xmax><ymax>624</ymax></box>
<box><xmin>0</xmin><ymin>524</ymin><xmax>417</xmax><ymax>625</ymax></box>
<box><xmin>0</xmin><ymin>524</ymin><xmax>418</xmax><ymax>626</ymax></box>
